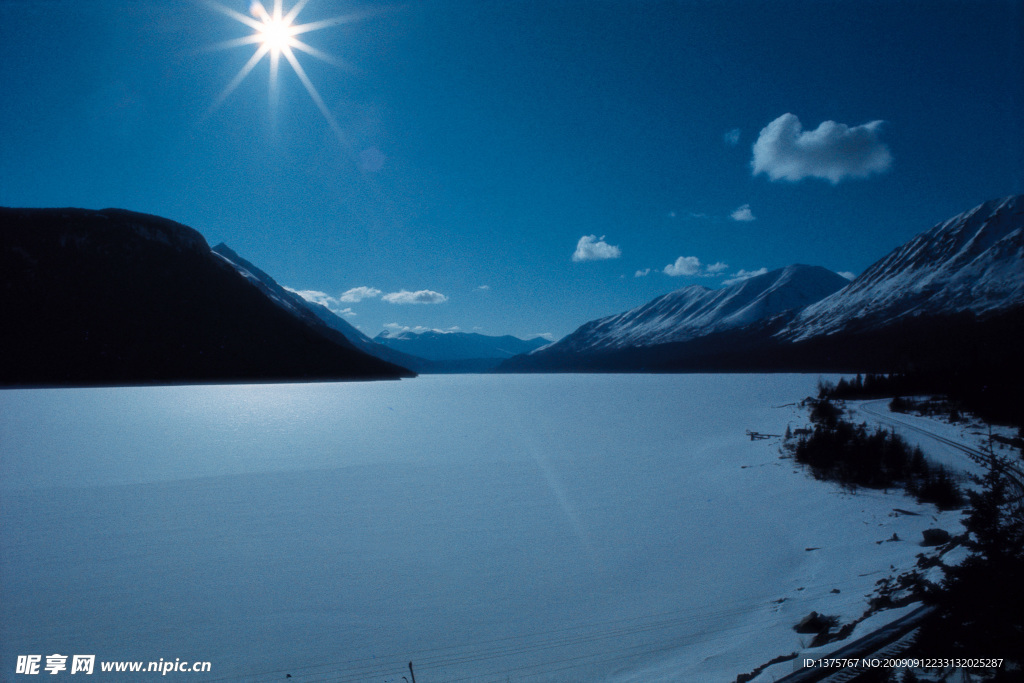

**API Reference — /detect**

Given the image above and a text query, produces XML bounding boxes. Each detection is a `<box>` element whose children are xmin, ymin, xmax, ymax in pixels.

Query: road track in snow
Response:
<box><xmin>853</xmin><ymin>400</ymin><xmax>1024</xmax><ymax>503</ymax></box>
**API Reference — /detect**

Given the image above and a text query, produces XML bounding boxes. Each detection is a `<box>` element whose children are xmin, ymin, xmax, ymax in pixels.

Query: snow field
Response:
<box><xmin>0</xmin><ymin>375</ymin><xmax>965</xmax><ymax>681</ymax></box>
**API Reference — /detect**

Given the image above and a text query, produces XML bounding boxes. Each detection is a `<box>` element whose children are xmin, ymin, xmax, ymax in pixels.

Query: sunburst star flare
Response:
<box><xmin>204</xmin><ymin>0</ymin><xmax>358</xmax><ymax>140</ymax></box>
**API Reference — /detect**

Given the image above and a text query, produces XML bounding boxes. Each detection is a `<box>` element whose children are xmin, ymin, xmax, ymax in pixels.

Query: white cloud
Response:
<box><xmin>730</xmin><ymin>204</ymin><xmax>756</xmax><ymax>222</ymax></box>
<box><xmin>838</xmin><ymin>271</ymin><xmax>856</xmax><ymax>281</ymax></box>
<box><xmin>724</xmin><ymin>128</ymin><xmax>741</xmax><ymax>146</ymax></box>
<box><xmin>663</xmin><ymin>257</ymin><xmax>729</xmax><ymax>278</ymax></box>
<box><xmin>382</xmin><ymin>289</ymin><xmax>449</xmax><ymax>305</ymax></box>
<box><xmin>339</xmin><ymin>286</ymin><xmax>382</xmax><ymax>302</ymax></box>
<box><xmin>287</xmin><ymin>288</ymin><xmax>333</xmax><ymax>305</ymax></box>
<box><xmin>634</xmin><ymin>268</ymin><xmax>651</xmax><ymax>278</ymax></box>
<box><xmin>705</xmin><ymin>261</ymin><xmax>729</xmax><ymax>274</ymax></box>
<box><xmin>663</xmin><ymin>256</ymin><xmax>702</xmax><ymax>277</ymax></box>
<box><xmin>751</xmin><ymin>113</ymin><xmax>892</xmax><ymax>184</ymax></box>
<box><xmin>572</xmin><ymin>235</ymin><xmax>621</xmax><ymax>262</ymax></box>
<box><xmin>722</xmin><ymin>268</ymin><xmax>769</xmax><ymax>286</ymax></box>
<box><xmin>476</xmin><ymin>285</ymin><xmax>490</xmax><ymax>290</ymax></box>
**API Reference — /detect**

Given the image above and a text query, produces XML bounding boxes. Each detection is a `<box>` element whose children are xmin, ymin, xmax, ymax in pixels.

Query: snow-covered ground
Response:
<box><xmin>0</xmin><ymin>375</ymin><xmax>967</xmax><ymax>681</ymax></box>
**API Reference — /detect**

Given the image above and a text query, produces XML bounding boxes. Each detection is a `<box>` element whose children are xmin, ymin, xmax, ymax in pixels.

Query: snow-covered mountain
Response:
<box><xmin>536</xmin><ymin>264</ymin><xmax>849</xmax><ymax>355</ymax></box>
<box><xmin>374</xmin><ymin>329</ymin><xmax>549</xmax><ymax>362</ymax></box>
<box><xmin>782</xmin><ymin>195</ymin><xmax>1024</xmax><ymax>341</ymax></box>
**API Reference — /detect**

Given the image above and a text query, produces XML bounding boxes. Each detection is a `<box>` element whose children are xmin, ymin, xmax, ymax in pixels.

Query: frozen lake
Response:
<box><xmin>1</xmin><ymin>375</ymin><xmax>960</xmax><ymax>681</ymax></box>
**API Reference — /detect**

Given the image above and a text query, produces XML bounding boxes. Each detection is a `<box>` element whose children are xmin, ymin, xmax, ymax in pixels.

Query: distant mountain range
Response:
<box><xmin>373</xmin><ymin>329</ymin><xmax>549</xmax><ymax>372</ymax></box>
<box><xmin>501</xmin><ymin>195</ymin><xmax>1024</xmax><ymax>376</ymax></box>
<box><xmin>0</xmin><ymin>208</ymin><xmax>413</xmax><ymax>386</ymax></box>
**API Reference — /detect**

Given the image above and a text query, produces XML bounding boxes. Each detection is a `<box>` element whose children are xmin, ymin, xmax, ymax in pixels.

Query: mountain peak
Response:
<box><xmin>784</xmin><ymin>194</ymin><xmax>1024</xmax><ymax>340</ymax></box>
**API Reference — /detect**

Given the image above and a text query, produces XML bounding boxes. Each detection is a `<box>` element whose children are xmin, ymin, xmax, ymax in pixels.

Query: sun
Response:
<box><xmin>204</xmin><ymin>0</ymin><xmax>361</xmax><ymax>139</ymax></box>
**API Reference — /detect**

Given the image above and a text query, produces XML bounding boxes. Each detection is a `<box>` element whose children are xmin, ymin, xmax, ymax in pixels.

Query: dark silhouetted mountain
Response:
<box><xmin>0</xmin><ymin>207</ymin><xmax>414</xmax><ymax>386</ymax></box>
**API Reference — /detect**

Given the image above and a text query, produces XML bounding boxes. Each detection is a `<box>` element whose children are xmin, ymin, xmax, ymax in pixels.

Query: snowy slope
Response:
<box><xmin>540</xmin><ymin>264</ymin><xmax>848</xmax><ymax>354</ymax></box>
<box><xmin>783</xmin><ymin>195</ymin><xmax>1024</xmax><ymax>341</ymax></box>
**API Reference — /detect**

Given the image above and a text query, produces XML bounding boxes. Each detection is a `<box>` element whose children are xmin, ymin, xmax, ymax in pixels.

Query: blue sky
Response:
<box><xmin>1</xmin><ymin>0</ymin><xmax>1021</xmax><ymax>340</ymax></box>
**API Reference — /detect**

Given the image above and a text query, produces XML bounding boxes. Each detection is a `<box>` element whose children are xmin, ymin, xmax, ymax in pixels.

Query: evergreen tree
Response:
<box><xmin>922</xmin><ymin>454</ymin><xmax>1024</xmax><ymax>671</ymax></box>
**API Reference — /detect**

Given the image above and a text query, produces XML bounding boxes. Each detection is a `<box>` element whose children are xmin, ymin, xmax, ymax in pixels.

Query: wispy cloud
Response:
<box><xmin>339</xmin><ymin>286</ymin><xmax>382</xmax><ymax>302</ymax></box>
<box><xmin>476</xmin><ymin>285</ymin><xmax>491</xmax><ymax>291</ymax></box>
<box><xmin>634</xmin><ymin>268</ymin><xmax>651</xmax><ymax>278</ymax></box>
<box><xmin>705</xmin><ymin>261</ymin><xmax>729</xmax><ymax>274</ymax></box>
<box><xmin>730</xmin><ymin>204</ymin><xmax>756</xmax><ymax>222</ymax></box>
<box><xmin>572</xmin><ymin>235</ymin><xmax>622</xmax><ymax>262</ymax></box>
<box><xmin>752</xmin><ymin>113</ymin><xmax>892</xmax><ymax>184</ymax></box>
<box><xmin>723</xmin><ymin>128</ymin><xmax>741</xmax><ymax>146</ymax></box>
<box><xmin>382</xmin><ymin>289</ymin><xmax>448</xmax><ymax>304</ymax></box>
<box><xmin>722</xmin><ymin>268</ymin><xmax>769</xmax><ymax>286</ymax></box>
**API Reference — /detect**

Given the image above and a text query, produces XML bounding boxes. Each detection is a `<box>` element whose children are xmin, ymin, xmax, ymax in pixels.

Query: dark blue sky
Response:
<box><xmin>2</xmin><ymin>0</ymin><xmax>1021</xmax><ymax>339</ymax></box>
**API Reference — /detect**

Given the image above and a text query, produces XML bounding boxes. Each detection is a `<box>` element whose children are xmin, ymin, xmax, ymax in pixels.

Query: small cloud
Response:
<box><xmin>287</xmin><ymin>288</ymin><xmax>333</xmax><ymax>305</ymax></box>
<box><xmin>838</xmin><ymin>271</ymin><xmax>856</xmax><ymax>281</ymax></box>
<box><xmin>533</xmin><ymin>333</ymin><xmax>555</xmax><ymax>342</ymax></box>
<box><xmin>340</xmin><ymin>286</ymin><xmax>382</xmax><ymax>302</ymax></box>
<box><xmin>722</xmin><ymin>268</ymin><xmax>769</xmax><ymax>286</ymax></box>
<box><xmin>476</xmin><ymin>285</ymin><xmax>491</xmax><ymax>291</ymax></box>
<box><xmin>663</xmin><ymin>257</ymin><xmax>727</xmax><ymax>278</ymax></box>
<box><xmin>705</xmin><ymin>261</ymin><xmax>729</xmax><ymax>274</ymax></box>
<box><xmin>572</xmin><ymin>234</ymin><xmax>622</xmax><ymax>262</ymax></box>
<box><xmin>663</xmin><ymin>256</ymin><xmax>702</xmax><ymax>277</ymax></box>
<box><xmin>730</xmin><ymin>204</ymin><xmax>756</xmax><ymax>222</ymax></box>
<box><xmin>286</xmin><ymin>288</ymin><xmax>356</xmax><ymax>317</ymax></box>
<box><xmin>752</xmin><ymin>113</ymin><xmax>892</xmax><ymax>184</ymax></box>
<box><xmin>724</xmin><ymin>128</ymin><xmax>741</xmax><ymax>146</ymax></box>
<box><xmin>382</xmin><ymin>289</ymin><xmax>449</xmax><ymax>305</ymax></box>
<box><xmin>634</xmin><ymin>268</ymin><xmax>651</xmax><ymax>278</ymax></box>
